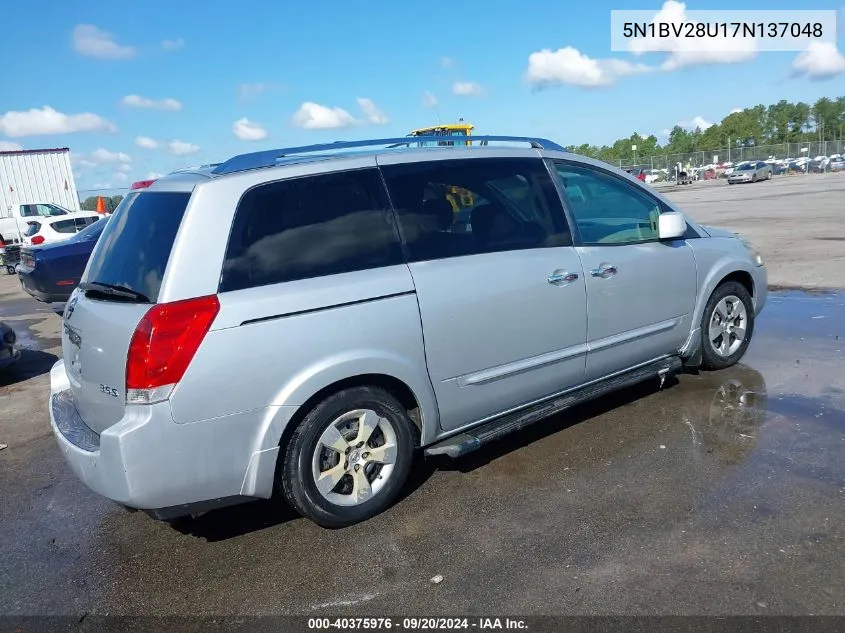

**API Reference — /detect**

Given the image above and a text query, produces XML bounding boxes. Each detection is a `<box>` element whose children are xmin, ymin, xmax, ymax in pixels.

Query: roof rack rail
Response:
<box><xmin>211</xmin><ymin>135</ymin><xmax>565</xmax><ymax>176</ymax></box>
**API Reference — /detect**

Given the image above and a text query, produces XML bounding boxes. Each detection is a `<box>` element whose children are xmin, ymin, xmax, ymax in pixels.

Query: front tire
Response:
<box><xmin>278</xmin><ymin>386</ymin><xmax>416</xmax><ymax>528</ymax></box>
<box><xmin>700</xmin><ymin>281</ymin><xmax>755</xmax><ymax>371</ymax></box>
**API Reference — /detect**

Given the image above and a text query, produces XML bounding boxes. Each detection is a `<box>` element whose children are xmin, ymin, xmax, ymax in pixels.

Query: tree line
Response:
<box><xmin>80</xmin><ymin>195</ymin><xmax>123</xmax><ymax>213</ymax></box>
<box><xmin>566</xmin><ymin>95</ymin><xmax>845</xmax><ymax>163</ymax></box>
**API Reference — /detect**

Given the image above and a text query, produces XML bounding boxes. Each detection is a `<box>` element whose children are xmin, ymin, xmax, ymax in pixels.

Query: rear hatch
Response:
<box><xmin>61</xmin><ymin>190</ymin><xmax>192</xmax><ymax>433</ymax></box>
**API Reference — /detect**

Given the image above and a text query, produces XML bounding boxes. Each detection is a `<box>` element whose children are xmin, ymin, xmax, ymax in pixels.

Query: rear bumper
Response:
<box><xmin>18</xmin><ymin>270</ymin><xmax>71</xmax><ymax>303</ymax></box>
<box><xmin>48</xmin><ymin>359</ymin><xmax>287</xmax><ymax>517</ymax></box>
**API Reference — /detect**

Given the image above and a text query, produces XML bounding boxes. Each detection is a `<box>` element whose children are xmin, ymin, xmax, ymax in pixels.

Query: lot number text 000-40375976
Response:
<box><xmin>609</xmin><ymin>9</ymin><xmax>837</xmax><ymax>53</ymax></box>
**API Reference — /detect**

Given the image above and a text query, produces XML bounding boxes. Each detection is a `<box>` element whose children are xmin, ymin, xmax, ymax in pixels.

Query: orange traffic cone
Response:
<box><xmin>96</xmin><ymin>195</ymin><xmax>106</xmax><ymax>214</ymax></box>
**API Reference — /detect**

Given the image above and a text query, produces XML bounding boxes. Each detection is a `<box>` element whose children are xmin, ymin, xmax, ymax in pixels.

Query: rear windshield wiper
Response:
<box><xmin>78</xmin><ymin>281</ymin><xmax>150</xmax><ymax>303</ymax></box>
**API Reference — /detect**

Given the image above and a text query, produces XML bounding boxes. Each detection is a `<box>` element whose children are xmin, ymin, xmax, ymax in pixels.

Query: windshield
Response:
<box><xmin>82</xmin><ymin>191</ymin><xmax>191</xmax><ymax>302</ymax></box>
<box><xmin>737</xmin><ymin>163</ymin><xmax>755</xmax><ymax>171</ymax></box>
<box><xmin>20</xmin><ymin>203</ymin><xmax>70</xmax><ymax>218</ymax></box>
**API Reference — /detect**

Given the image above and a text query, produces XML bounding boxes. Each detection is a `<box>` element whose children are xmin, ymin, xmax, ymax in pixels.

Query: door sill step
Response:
<box><xmin>424</xmin><ymin>356</ymin><xmax>683</xmax><ymax>459</ymax></box>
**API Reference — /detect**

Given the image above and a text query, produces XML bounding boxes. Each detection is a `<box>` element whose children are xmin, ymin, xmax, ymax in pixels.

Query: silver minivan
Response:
<box><xmin>49</xmin><ymin>136</ymin><xmax>767</xmax><ymax>527</ymax></box>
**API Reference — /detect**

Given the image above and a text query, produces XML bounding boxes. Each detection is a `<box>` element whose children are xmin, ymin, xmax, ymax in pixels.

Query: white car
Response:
<box><xmin>22</xmin><ymin>211</ymin><xmax>104</xmax><ymax>246</ymax></box>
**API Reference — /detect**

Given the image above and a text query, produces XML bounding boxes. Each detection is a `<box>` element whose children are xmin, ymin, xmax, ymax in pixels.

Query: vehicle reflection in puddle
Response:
<box><xmin>678</xmin><ymin>367</ymin><xmax>767</xmax><ymax>466</ymax></box>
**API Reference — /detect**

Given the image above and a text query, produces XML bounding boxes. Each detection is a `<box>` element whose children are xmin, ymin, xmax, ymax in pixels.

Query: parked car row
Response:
<box><xmin>17</xmin><ymin>216</ymin><xmax>110</xmax><ymax>303</ymax></box>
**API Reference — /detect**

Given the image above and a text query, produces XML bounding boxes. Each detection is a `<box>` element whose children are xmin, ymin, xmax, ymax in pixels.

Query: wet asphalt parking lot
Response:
<box><xmin>1</xmin><ymin>176</ymin><xmax>844</xmax><ymax>618</ymax></box>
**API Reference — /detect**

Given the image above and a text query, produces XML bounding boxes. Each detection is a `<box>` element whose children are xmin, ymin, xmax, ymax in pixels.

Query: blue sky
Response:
<box><xmin>1</xmin><ymin>0</ymin><xmax>844</xmax><ymax>195</ymax></box>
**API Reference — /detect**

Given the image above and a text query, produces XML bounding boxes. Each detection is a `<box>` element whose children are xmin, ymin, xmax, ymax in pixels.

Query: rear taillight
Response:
<box><xmin>130</xmin><ymin>179</ymin><xmax>156</xmax><ymax>190</ymax></box>
<box><xmin>125</xmin><ymin>295</ymin><xmax>220</xmax><ymax>405</ymax></box>
<box><xmin>31</xmin><ymin>236</ymin><xmax>45</xmax><ymax>245</ymax></box>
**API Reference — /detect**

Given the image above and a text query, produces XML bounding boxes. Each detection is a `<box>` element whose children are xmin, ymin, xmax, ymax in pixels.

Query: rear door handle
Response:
<box><xmin>548</xmin><ymin>271</ymin><xmax>579</xmax><ymax>286</ymax></box>
<box><xmin>590</xmin><ymin>264</ymin><xmax>617</xmax><ymax>279</ymax></box>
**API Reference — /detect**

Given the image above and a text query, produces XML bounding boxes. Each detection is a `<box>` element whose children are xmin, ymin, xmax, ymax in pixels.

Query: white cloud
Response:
<box><xmin>71</xmin><ymin>155</ymin><xmax>98</xmax><ymax>169</ymax></box>
<box><xmin>135</xmin><ymin>135</ymin><xmax>159</xmax><ymax>149</ymax></box>
<box><xmin>72</xmin><ymin>24</ymin><xmax>135</xmax><ymax>60</ymax></box>
<box><xmin>791</xmin><ymin>41</ymin><xmax>845</xmax><ymax>80</ymax></box>
<box><xmin>357</xmin><ymin>98</ymin><xmax>389</xmax><ymax>124</ymax></box>
<box><xmin>119</xmin><ymin>164</ymin><xmax>133</xmax><ymax>172</ymax></box>
<box><xmin>91</xmin><ymin>148</ymin><xmax>132</xmax><ymax>164</ymax></box>
<box><xmin>0</xmin><ymin>106</ymin><xmax>116</xmax><ymax>137</ymax></box>
<box><xmin>292</xmin><ymin>102</ymin><xmax>357</xmax><ymax>130</ymax></box>
<box><xmin>92</xmin><ymin>183</ymin><xmax>112</xmax><ymax>189</ymax></box>
<box><xmin>161</xmin><ymin>38</ymin><xmax>184</xmax><ymax>52</ymax></box>
<box><xmin>525</xmin><ymin>47</ymin><xmax>651</xmax><ymax>88</ymax></box>
<box><xmin>238</xmin><ymin>83</ymin><xmax>268</xmax><ymax>100</ymax></box>
<box><xmin>422</xmin><ymin>91</ymin><xmax>438</xmax><ymax>108</ymax></box>
<box><xmin>440</xmin><ymin>56</ymin><xmax>454</xmax><ymax>67</ymax></box>
<box><xmin>121</xmin><ymin>95</ymin><xmax>182</xmax><ymax>111</ymax></box>
<box><xmin>679</xmin><ymin>116</ymin><xmax>713</xmax><ymax>131</ymax></box>
<box><xmin>452</xmin><ymin>81</ymin><xmax>484</xmax><ymax>96</ymax></box>
<box><xmin>233</xmin><ymin>117</ymin><xmax>268</xmax><ymax>141</ymax></box>
<box><xmin>167</xmin><ymin>140</ymin><xmax>199</xmax><ymax>155</ymax></box>
<box><xmin>628</xmin><ymin>1</ymin><xmax>756</xmax><ymax>70</ymax></box>
<box><xmin>730</xmin><ymin>108</ymin><xmax>743</xmax><ymax>114</ymax></box>
<box><xmin>114</xmin><ymin>172</ymin><xmax>129</xmax><ymax>182</ymax></box>
<box><xmin>0</xmin><ymin>141</ymin><xmax>23</xmax><ymax>151</ymax></box>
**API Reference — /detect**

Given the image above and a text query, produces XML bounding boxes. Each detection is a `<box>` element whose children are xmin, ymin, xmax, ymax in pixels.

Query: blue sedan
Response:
<box><xmin>18</xmin><ymin>216</ymin><xmax>109</xmax><ymax>303</ymax></box>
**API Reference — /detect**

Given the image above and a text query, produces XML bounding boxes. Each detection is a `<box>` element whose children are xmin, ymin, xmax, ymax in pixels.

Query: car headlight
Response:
<box><xmin>737</xmin><ymin>235</ymin><xmax>764</xmax><ymax>266</ymax></box>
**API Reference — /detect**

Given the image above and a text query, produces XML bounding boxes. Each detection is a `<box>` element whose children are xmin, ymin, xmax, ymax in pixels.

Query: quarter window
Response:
<box><xmin>380</xmin><ymin>158</ymin><xmax>572</xmax><ymax>262</ymax></box>
<box><xmin>220</xmin><ymin>168</ymin><xmax>402</xmax><ymax>292</ymax></box>
<box><xmin>553</xmin><ymin>162</ymin><xmax>662</xmax><ymax>245</ymax></box>
<box><xmin>51</xmin><ymin>219</ymin><xmax>78</xmax><ymax>234</ymax></box>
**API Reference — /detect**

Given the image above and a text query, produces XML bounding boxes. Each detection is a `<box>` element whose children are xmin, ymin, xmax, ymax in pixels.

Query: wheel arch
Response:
<box><xmin>278</xmin><ymin>373</ymin><xmax>427</xmax><ymax>455</ymax></box>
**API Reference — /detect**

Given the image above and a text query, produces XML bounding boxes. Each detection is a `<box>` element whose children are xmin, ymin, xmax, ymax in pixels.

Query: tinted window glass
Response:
<box><xmin>381</xmin><ymin>158</ymin><xmax>572</xmax><ymax>262</ymax></box>
<box><xmin>220</xmin><ymin>168</ymin><xmax>402</xmax><ymax>292</ymax></box>
<box><xmin>74</xmin><ymin>216</ymin><xmax>98</xmax><ymax>229</ymax></box>
<box><xmin>72</xmin><ymin>216</ymin><xmax>108</xmax><ymax>242</ymax></box>
<box><xmin>21</xmin><ymin>204</ymin><xmax>67</xmax><ymax>217</ymax></box>
<box><xmin>51</xmin><ymin>219</ymin><xmax>78</xmax><ymax>234</ymax></box>
<box><xmin>84</xmin><ymin>191</ymin><xmax>191</xmax><ymax>302</ymax></box>
<box><xmin>553</xmin><ymin>162</ymin><xmax>661</xmax><ymax>245</ymax></box>
<box><xmin>24</xmin><ymin>221</ymin><xmax>41</xmax><ymax>237</ymax></box>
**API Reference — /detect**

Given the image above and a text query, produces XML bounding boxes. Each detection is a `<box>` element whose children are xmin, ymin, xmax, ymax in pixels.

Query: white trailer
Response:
<box><xmin>1</xmin><ymin>147</ymin><xmax>80</xmax><ymax>214</ymax></box>
<box><xmin>0</xmin><ymin>147</ymin><xmax>81</xmax><ymax>246</ymax></box>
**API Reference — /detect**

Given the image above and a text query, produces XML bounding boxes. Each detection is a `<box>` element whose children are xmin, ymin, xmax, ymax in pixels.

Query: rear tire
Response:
<box><xmin>700</xmin><ymin>281</ymin><xmax>755</xmax><ymax>371</ymax></box>
<box><xmin>278</xmin><ymin>386</ymin><xmax>416</xmax><ymax>528</ymax></box>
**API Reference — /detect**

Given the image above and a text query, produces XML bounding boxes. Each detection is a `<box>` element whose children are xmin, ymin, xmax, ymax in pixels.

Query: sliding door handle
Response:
<box><xmin>590</xmin><ymin>264</ymin><xmax>617</xmax><ymax>279</ymax></box>
<box><xmin>548</xmin><ymin>271</ymin><xmax>579</xmax><ymax>286</ymax></box>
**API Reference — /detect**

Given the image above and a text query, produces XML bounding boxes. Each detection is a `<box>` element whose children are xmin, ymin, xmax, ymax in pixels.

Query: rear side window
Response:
<box><xmin>24</xmin><ymin>221</ymin><xmax>41</xmax><ymax>237</ymax></box>
<box><xmin>84</xmin><ymin>191</ymin><xmax>191</xmax><ymax>302</ymax></box>
<box><xmin>75</xmin><ymin>216</ymin><xmax>99</xmax><ymax>229</ymax></box>
<box><xmin>380</xmin><ymin>157</ymin><xmax>572</xmax><ymax>262</ymax></box>
<box><xmin>220</xmin><ymin>168</ymin><xmax>402</xmax><ymax>292</ymax></box>
<box><xmin>51</xmin><ymin>219</ymin><xmax>78</xmax><ymax>234</ymax></box>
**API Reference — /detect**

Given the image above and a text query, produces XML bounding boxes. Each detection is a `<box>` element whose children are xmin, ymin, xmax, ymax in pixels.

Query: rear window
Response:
<box><xmin>83</xmin><ymin>191</ymin><xmax>191</xmax><ymax>302</ymax></box>
<box><xmin>24</xmin><ymin>221</ymin><xmax>41</xmax><ymax>237</ymax></box>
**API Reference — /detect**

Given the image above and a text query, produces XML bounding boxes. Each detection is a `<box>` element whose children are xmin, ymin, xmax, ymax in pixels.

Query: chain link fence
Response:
<box><xmin>606</xmin><ymin>140</ymin><xmax>845</xmax><ymax>183</ymax></box>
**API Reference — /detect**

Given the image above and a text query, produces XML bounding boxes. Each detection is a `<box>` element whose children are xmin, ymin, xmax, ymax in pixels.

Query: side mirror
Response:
<box><xmin>658</xmin><ymin>211</ymin><xmax>687</xmax><ymax>240</ymax></box>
